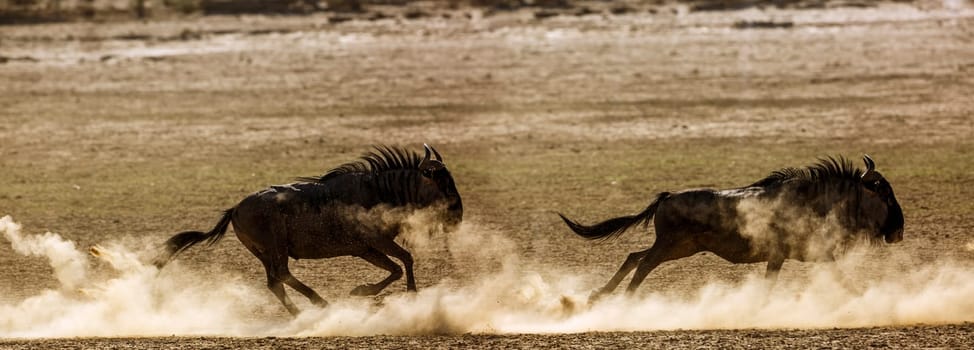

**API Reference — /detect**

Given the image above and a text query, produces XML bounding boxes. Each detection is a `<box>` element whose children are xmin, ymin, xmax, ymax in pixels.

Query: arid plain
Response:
<box><xmin>2</xmin><ymin>3</ymin><xmax>974</xmax><ymax>347</ymax></box>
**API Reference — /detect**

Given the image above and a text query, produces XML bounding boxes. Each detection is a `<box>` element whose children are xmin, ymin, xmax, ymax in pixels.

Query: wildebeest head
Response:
<box><xmin>858</xmin><ymin>155</ymin><xmax>904</xmax><ymax>243</ymax></box>
<box><xmin>420</xmin><ymin>144</ymin><xmax>463</xmax><ymax>231</ymax></box>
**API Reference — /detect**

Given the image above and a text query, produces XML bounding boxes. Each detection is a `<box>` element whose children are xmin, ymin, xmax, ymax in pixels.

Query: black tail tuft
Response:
<box><xmin>154</xmin><ymin>208</ymin><xmax>234</xmax><ymax>268</ymax></box>
<box><xmin>559</xmin><ymin>192</ymin><xmax>669</xmax><ymax>241</ymax></box>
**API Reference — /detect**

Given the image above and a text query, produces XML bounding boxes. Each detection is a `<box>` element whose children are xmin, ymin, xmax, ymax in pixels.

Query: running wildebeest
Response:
<box><xmin>559</xmin><ymin>155</ymin><xmax>903</xmax><ymax>299</ymax></box>
<box><xmin>155</xmin><ymin>144</ymin><xmax>463</xmax><ymax>315</ymax></box>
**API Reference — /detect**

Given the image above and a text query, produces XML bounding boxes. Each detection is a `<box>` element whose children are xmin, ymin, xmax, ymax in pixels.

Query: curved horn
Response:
<box><xmin>431</xmin><ymin>145</ymin><xmax>443</xmax><ymax>162</ymax></box>
<box><xmin>423</xmin><ymin>144</ymin><xmax>432</xmax><ymax>162</ymax></box>
<box><xmin>862</xmin><ymin>154</ymin><xmax>875</xmax><ymax>175</ymax></box>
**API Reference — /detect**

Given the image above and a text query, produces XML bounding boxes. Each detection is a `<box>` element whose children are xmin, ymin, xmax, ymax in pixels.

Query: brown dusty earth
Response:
<box><xmin>2</xmin><ymin>324</ymin><xmax>974</xmax><ymax>349</ymax></box>
<box><xmin>2</xmin><ymin>2</ymin><xmax>974</xmax><ymax>348</ymax></box>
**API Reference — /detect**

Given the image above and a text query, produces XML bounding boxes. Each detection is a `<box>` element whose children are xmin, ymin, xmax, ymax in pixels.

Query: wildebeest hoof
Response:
<box><xmin>587</xmin><ymin>290</ymin><xmax>606</xmax><ymax>305</ymax></box>
<box><xmin>311</xmin><ymin>298</ymin><xmax>329</xmax><ymax>308</ymax></box>
<box><xmin>350</xmin><ymin>284</ymin><xmax>379</xmax><ymax>296</ymax></box>
<box><xmin>285</xmin><ymin>305</ymin><xmax>301</xmax><ymax>317</ymax></box>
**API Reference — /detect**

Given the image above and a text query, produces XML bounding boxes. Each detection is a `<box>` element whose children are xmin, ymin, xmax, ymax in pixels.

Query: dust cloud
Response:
<box><xmin>2</xmin><ymin>214</ymin><xmax>974</xmax><ymax>338</ymax></box>
<box><xmin>735</xmin><ymin>195</ymin><xmax>869</xmax><ymax>261</ymax></box>
<box><xmin>0</xmin><ymin>215</ymin><xmax>274</xmax><ymax>337</ymax></box>
<box><xmin>340</xmin><ymin>203</ymin><xmax>454</xmax><ymax>252</ymax></box>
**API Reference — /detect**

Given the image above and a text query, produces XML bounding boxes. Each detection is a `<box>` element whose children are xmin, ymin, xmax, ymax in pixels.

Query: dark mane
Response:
<box><xmin>299</xmin><ymin>145</ymin><xmax>424</xmax><ymax>183</ymax></box>
<box><xmin>749</xmin><ymin>156</ymin><xmax>864</xmax><ymax>188</ymax></box>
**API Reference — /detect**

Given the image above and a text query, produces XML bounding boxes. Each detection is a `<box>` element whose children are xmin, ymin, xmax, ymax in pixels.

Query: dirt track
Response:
<box><xmin>2</xmin><ymin>2</ymin><xmax>974</xmax><ymax>348</ymax></box>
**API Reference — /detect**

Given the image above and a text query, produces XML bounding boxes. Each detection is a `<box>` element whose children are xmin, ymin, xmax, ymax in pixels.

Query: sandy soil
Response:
<box><xmin>2</xmin><ymin>324</ymin><xmax>974</xmax><ymax>349</ymax></box>
<box><xmin>2</xmin><ymin>2</ymin><xmax>974</xmax><ymax>348</ymax></box>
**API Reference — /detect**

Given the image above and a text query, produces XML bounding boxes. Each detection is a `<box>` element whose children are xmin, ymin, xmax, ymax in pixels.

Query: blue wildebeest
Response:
<box><xmin>559</xmin><ymin>155</ymin><xmax>903</xmax><ymax>299</ymax></box>
<box><xmin>155</xmin><ymin>144</ymin><xmax>463</xmax><ymax>315</ymax></box>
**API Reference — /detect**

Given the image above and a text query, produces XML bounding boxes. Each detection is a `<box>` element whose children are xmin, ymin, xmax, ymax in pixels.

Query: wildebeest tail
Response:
<box><xmin>153</xmin><ymin>208</ymin><xmax>234</xmax><ymax>267</ymax></box>
<box><xmin>559</xmin><ymin>192</ymin><xmax>670</xmax><ymax>241</ymax></box>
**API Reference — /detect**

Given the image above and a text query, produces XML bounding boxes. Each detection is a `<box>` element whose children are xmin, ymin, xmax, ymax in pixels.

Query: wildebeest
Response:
<box><xmin>155</xmin><ymin>144</ymin><xmax>463</xmax><ymax>315</ymax></box>
<box><xmin>559</xmin><ymin>155</ymin><xmax>903</xmax><ymax>299</ymax></box>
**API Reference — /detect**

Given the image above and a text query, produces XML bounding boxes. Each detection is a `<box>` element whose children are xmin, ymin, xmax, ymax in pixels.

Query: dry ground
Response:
<box><xmin>2</xmin><ymin>3</ymin><xmax>974</xmax><ymax>348</ymax></box>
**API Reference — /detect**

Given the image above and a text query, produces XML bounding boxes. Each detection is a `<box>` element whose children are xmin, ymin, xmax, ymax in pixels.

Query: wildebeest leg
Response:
<box><xmin>281</xmin><ymin>270</ymin><xmax>328</xmax><ymax>308</ymax></box>
<box><xmin>350</xmin><ymin>248</ymin><xmax>404</xmax><ymax>296</ymax></box>
<box><xmin>764</xmin><ymin>255</ymin><xmax>785</xmax><ymax>287</ymax></box>
<box><xmin>825</xmin><ymin>262</ymin><xmax>864</xmax><ymax>295</ymax></box>
<box><xmin>590</xmin><ymin>248</ymin><xmax>652</xmax><ymax>301</ymax></box>
<box><xmin>371</xmin><ymin>239</ymin><xmax>416</xmax><ymax>292</ymax></box>
<box><xmin>262</xmin><ymin>263</ymin><xmax>300</xmax><ymax>316</ymax></box>
<box><xmin>625</xmin><ymin>239</ymin><xmax>694</xmax><ymax>294</ymax></box>
<box><xmin>248</xmin><ymin>225</ymin><xmax>306</xmax><ymax>315</ymax></box>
